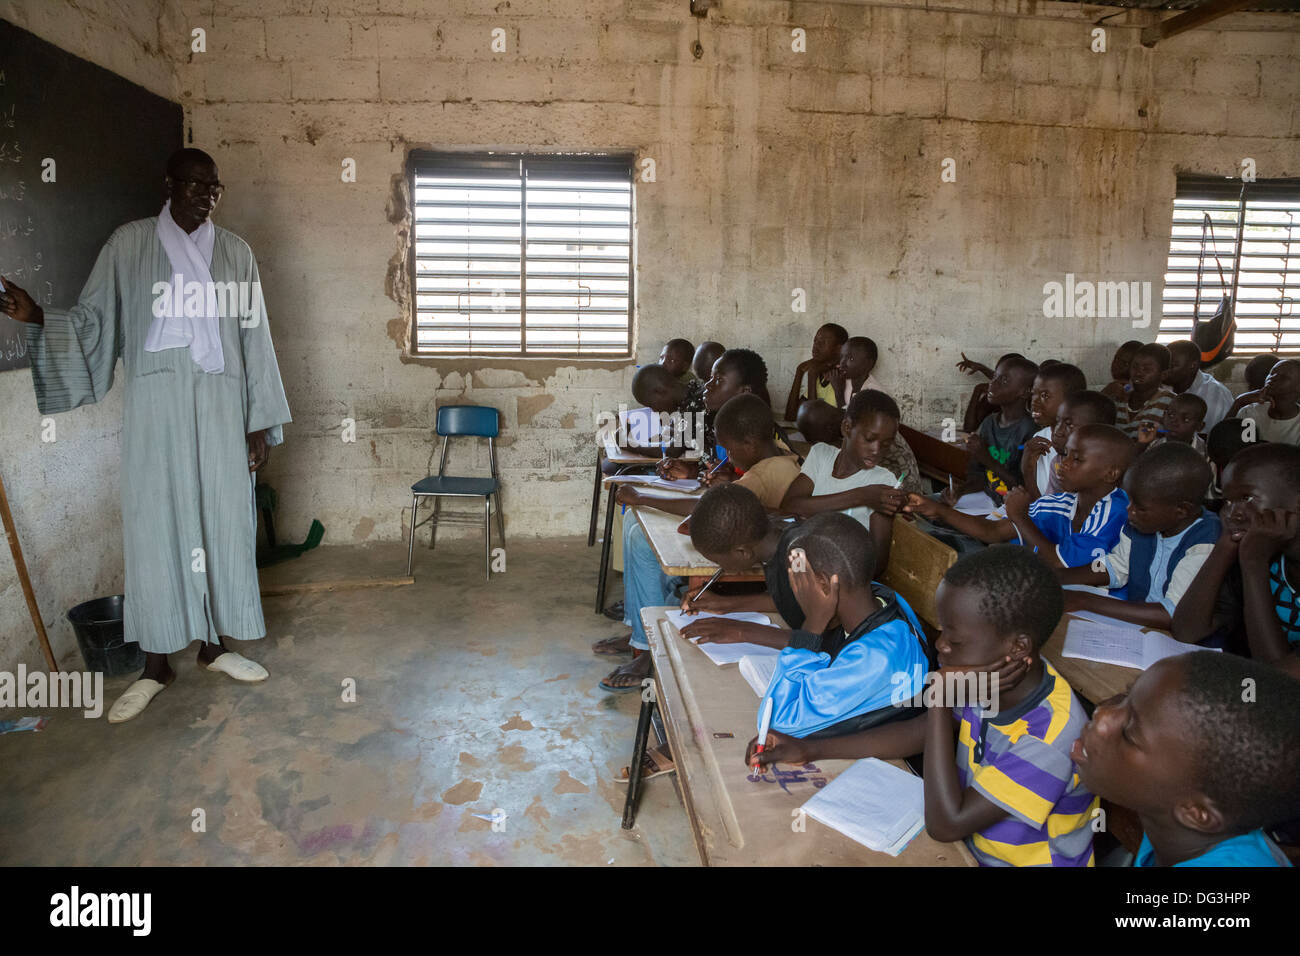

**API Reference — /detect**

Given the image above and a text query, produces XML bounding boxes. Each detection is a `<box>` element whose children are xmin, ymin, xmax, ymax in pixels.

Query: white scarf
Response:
<box><xmin>146</xmin><ymin>200</ymin><xmax>224</xmax><ymax>374</ymax></box>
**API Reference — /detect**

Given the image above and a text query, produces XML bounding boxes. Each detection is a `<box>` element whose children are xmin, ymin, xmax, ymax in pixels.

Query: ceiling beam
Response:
<box><xmin>1140</xmin><ymin>0</ymin><xmax>1257</xmax><ymax>48</ymax></box>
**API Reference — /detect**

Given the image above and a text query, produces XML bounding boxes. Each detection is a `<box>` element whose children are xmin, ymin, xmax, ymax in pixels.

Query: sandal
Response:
<box><xmin>602</xmin><ymin>600</ymin><xmax>626</xmax><ymax>622</ymax></box>
<box><xmin>599</xmin><ymin>654</ymin><xmax>650</xmax><ymax>692</ymax></box>
<box><xmin>591</xmin><ymin>633</ymin><xmax>632</xmax><ymax>656</ymax></box>
<box><xmin>615</xmin><ymin>743</ymin><xmax>675</xmax><ymax>784</ymax></box>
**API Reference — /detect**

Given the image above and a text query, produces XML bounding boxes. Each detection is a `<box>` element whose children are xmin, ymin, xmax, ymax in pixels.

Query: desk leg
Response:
<box><xmin>595</xmin><ymin>484</ymin><xmax>618</xmax><ymax>614</ymax></box>
<box><xmin>588</xmin><ymin>453</ymin><xmax>603</xmax><ymax>547</ymax></box>
<box><xmin>621</xmin><ymin>684</ymin><xmax>657</xmax><ymax>830</ymax></box>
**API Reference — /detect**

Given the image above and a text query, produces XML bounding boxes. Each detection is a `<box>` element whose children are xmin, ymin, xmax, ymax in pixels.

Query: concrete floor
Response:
<box><xmin>0</xmin><ymin>536</ymin><xmax>698</xmax><ymax>866</ymax></box>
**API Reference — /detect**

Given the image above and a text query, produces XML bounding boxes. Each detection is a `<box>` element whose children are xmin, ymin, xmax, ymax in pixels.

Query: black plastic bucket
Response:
<box><xmin>67</xmin><ymin>595</ymin><xmax>143</xmax><ymax>676</ymax></box>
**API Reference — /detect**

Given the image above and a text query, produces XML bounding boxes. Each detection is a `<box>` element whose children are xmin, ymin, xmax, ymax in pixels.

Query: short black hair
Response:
<box><xmin>1038</xmin><ymin>362</ymin><xmax>1087</xmax><ymax>395</ymax></box>
<box><xmin>1245</xmin><ymin>353</ymin><xmax>1280</xmax><ymax>390</ymax></box>
<box><xmin>1116</xmin><ymin>339</ymin><xmax>1144</xmax><ymax>356</ymax></box>
<box><xmin>1225</xmin><ymin>441</ymin><xmax>1300</xmax><ymax>500</ymax></box>
<box><xmin>1170</xmin><ymin>652</ymin><xmax>1300</xmax><ymax>831</ymax></box>
<box><xmin>1063</xmin><ymin>390</ymin><xmax>1118</xmax><ymax>426</ymax></box>
<box><xmin>820</xmin><ymin>323</ymin><xmax>849</xmax><ymax>346</ymax></box>
<box><xmin>845</xmin><ymin>335</ymin><xmax>878</xmax><ymax>364</ymax></box>
<box><xmin>997</xmin><ymin>352</ymin><xmax>1026</xmax><ymax>365</ymax></box>
<box><xmin>787</xmin><ymin>512</ymin><xmax>876</xmax><ymax>591</ymax></box>
<box><xmin>1075</xmin><ymin>422</ymin><xmax>1135</xmax><ymax>472</ymax></box>
<box><xmin>1002</xmin><ymin>355</ymin><xmax>1039</xmax><ymax>381</ymax></box>
<box><xmin>166</xmin><ymin>147</ymin><xmax>216</xmax><ymax>179</ymax></box>
<box><xmin>942</xmin><ymin>544</ymin><xmax>1064</xmax><ymax>649</ymax></box>
<box><xmin>1206</xmin><ymin>417</ymin><xmax>1258</xmax><ymax>467</ymax></box>
<box><xmin>1125</xmin><ymin>442</ymin><xmax>1211</xmax><ymax>506</ymax></box>
<box><xmin>631</xmin><ymin>364</ymin><xmax>675</xmax><ymax>405</ymax></box>
<box><xmin>1168</xmin><ymin>391</ymin><xmax>1207</xmax><ymax>421</ymax></box>
<box><xmin>1167</xmin><ymin>339</ymin><xmax>1201</xmax><ymax>364</ymax></box>
<box><xmin>845</xmin><ymin>388</ymin><xmax>900</xmax><ymax>427</ymax></box>
<box><xmin>664</xmin><ymin>338</ymin><xmax>694</xmax><ymax>363</ymax></box>
<box><xmin>715</xmin><ymin>393</ymin><xmax>775</xmax><ymax>444</ymax></box>
<box><xmin>1134</xmin><ymin>342</ymin><xmax>1171</xmax><ymax>371</ymax></box>
<box><xmin>689</xmin><ymin>484</ymin><xmax>768</xmax><ymax>556</ymax></box>
<box><xmin>796</xmin><ymin>399</ymin><xmax>843</xmax><ymax>446</ymax></box>
<box><xmin>714</xmin><ymin>348</ymin><xmax>768</xmax><ymax>390</ymax></box>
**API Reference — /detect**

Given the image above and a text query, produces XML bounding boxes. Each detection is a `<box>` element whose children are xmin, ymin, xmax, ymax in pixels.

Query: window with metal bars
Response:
<box><xmin>408</xmin><ymin>152</ymin><xmax>634</xmax><ymax>357</ymax></box>
<box><xmin>1157</xmin><ymin>175</ymin><xmax>1300</xmax><ymax>357</ymax></box>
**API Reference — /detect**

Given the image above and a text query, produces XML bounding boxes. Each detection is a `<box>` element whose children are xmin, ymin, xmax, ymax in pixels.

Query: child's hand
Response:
<box><xmin>963</xmin><ymin>433</ymin><xmax>989</xmax><ymax>465</ymax></box>
<box><xmin>1238</xmin><ymin>509</ymin><xmax>1299</xmax><ymax>566</ymax></box>
<box><xmin>1022</xmin><ymin>436</ymin><xmax>1052</xmax><ymax>463</ymax></box>
<box><xmin>679</xmin><ymin>590</ymin><xmax>730</xmax><ymax>615</ymax></box>
<box><xmin>863</xmin><ymin>485</ymin><xmax>906</xmax><ymax>516</ymax></box>
<box><xmin>956</xmin><ymin>353</ymin><xmax>993</xmax><ymax>379</ymax></box>
<box><xmin>682</xmin><ymin>618</ymin><xmax>761</xmax><ymax>645</ymax></box>
<box><xmin>938</xmin><ymin>484</ymin><xmax>959</xmax><ymax>507</ymax></box>
<box><xmin>675</xmin><ymin>516</ymin><xmax>692</xmax><ymax>536</ymax></box>
<box><xmin>905</xmin><ymin>492</ymin><xmax>941</xmax><ymax>518</ymax></box>
<box><xmin>702</xmin><ymin>463</ymin><xmax>736</xmax><ymax>487</ymax></box>
<box><xmin>615</xmin><ymin>486</ymin><xmax>644</xmax><ymax>507</ymax></box>
<box><xmin>788</xmin><ymin>548</ymin><xmax>838</xmax><ymax>632</ymax></box>
<box><xmin>744</xmin><ymin>729</ymin><xmax>813</xmax><ymax>770</ymax></box>
<box><xmin>1004</xmin><ymin>486</ymin><xmax>1031</xmax><ymax>520</ymax></box>
<box><xmin>657</xmin><ymin>457</ymin><xmax>693</xmax><ymax>480</ymax></box>
<box><xmin>1135</xmin><ymin>421</ymin><xmax>1159</xmax><ymax>446</ymax></box>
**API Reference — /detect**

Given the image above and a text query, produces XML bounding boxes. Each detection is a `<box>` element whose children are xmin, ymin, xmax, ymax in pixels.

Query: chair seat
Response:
<box><xmin>412</xmin><ymin>475</ymin><xmax>499</xmax><ymax>497</ymax></box>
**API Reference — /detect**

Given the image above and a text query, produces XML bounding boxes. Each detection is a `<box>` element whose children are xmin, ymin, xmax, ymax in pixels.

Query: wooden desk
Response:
<box><xmin>899</xmin><ymin>423</ymin><xmax>969</xmax><ymax>487</ymax></box>
<box><xmin>588</xmin><ymin>443</ymin><xmax>658</xmax><ymax>547</ymax></box>
<box><xmin>633</xmin><ymin>504</ymin><xmax>764</xmax><ymax>593</ymax></box>
<box><xmin>624</xmin><ymin>606</ymin><xmax>974</xmax><ymax>867</ymax></box>
<box><xmin>1040</xmin><ymin>613</ymin><xmax>1146</xmax><ymax>706</ymax></box>
<box><xmin>593</xmin><ymin>480</ymin><xmax>701</xmax><ymax>613</ymax></box>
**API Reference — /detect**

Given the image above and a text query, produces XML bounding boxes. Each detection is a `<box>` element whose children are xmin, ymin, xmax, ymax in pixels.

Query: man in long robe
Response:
<box><xmin>1</xmin><ymin>148</ymin><xmax>291</xmax><ymax>722</ymax></box>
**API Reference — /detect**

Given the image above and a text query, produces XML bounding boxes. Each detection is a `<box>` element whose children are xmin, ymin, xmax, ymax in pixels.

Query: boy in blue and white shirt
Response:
<box><xmin>1057</xmin><ymin>443</ymin><xmax>1218</xmax><ymax>629</ymax></box>
<box><xmin>906</xmin><ymin>424</ymin><xmax>1135</xmax><ymax>572</ymax></box>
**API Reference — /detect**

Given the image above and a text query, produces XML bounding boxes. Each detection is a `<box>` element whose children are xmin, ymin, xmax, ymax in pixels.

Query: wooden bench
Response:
<box><xmin>881</xmin><ymin>517</ymin><xmax>957</xmax><ymax>636</ymax></box>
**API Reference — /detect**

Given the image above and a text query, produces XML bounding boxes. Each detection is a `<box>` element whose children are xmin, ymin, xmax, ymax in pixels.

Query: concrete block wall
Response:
<box><xmin>2</xmin><ymin>0</ymin><xmax>1298</xmax><ymax>669</ymax></box>
<box><xmin>0</xmin><ymin>0</ymin><xmax>177</xmax><ymax>670</ymax></box>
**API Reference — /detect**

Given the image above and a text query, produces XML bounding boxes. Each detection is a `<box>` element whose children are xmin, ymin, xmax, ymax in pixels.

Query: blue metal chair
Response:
<box><xmin>407</xmin><ymin>405</ymin><xmax>504</xmax><ymax>580</ymax></box>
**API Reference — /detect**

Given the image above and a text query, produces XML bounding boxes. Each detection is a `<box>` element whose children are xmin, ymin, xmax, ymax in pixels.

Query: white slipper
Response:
<box><xmin>204</xmin><ymin>651</ymin><xmax>268</xmax><ymax>682</ymax></box>
<box><xmin>107</xmin><ymin>679</ymin><xmax>169</xmax><ymax>723</ymax></box>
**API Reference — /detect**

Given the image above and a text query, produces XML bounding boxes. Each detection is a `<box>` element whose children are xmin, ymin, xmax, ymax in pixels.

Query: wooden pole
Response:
<box><xmin>0</xmin><ymin>470</ymin><xmax>58</xmax><ymax>671</ymax></box>
<box><xmin>1141</xmin><ymin>0</ymin><xmax>1255</xmax><ymax>48</ymax></box>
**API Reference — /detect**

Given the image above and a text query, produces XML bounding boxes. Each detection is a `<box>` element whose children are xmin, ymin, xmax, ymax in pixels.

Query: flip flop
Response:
<box><xmin>615</xmin><ymin>744</ymin><xmax>675</xmax><ymax>784</ymax></box>
<box><xmin>204</xmin><ymin>651</ymin><xmax>269</xmax><ymax>682</ymax></box>
<box><xmin>106</xmin><ymin>679</ymin><xmax>169</xmax><ymax>723</ymax></box>
<box><xmin>602</xmin><ymin>601</ymin><xmax>626</xmax><ymax>622</ymax></box>
<box><xmin>599</xmin><ymin>663</ymin><xmax>649</xmax><ymax>693</ymax></box>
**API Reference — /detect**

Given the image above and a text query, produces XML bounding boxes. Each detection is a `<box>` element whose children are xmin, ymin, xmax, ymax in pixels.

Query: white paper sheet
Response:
<box><xmin>1061</xmin><ymin>615</ymin><xmax>1219</xmax><ymax>670</ymax></box>
<box><xmin>802</xmin><ymin>758</ymin><xmax>926</xmax><ymax>856</ymax></box>
<box><xmin>603</xmin><ymin>474</ymin><xmax>702</xmax><ymax>493</ymax></box>
<box><xmin>739</xmin><ymin>654</ymin><xmax>778</xmax><ymax>697</ymax></box>
<box><xmin>666</xmin><ymin>610</ymin><xmax>783</xmax><ymax>665</ymax></box>
<box><xmin>954</xmin><ymin>492</ymin><xmax>1005</xmax><ymax>519</ymax></box>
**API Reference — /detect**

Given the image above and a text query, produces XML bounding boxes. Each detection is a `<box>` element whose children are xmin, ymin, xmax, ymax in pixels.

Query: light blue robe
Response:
<box><xmin>24</xmin><ymin>217</ymin><xmax>291</xmax><ymax>653</ymax></box>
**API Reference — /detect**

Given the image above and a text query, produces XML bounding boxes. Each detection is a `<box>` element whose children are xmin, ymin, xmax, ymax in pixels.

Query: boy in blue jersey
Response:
<box><xmin>748</xmin><ymin>545</ymin><xmax>1099</xmax><ymax>866</ymax></box>
<box><xmin>906</xmin><ymin>423</ymin><xmax>1135</xmax><ymax>570</ymax></box>
<box><xmin>1074</xmin><ymin>651</ymin><xmax>1298</xmax><ymax>867</ymax></box>
<box><xmin>762</xmin><ymin>511</ymin><xmax>930</xmax><ymax>738</ymax></box>
<box><xmin>1057</xmin><ymin>442</ymin><xmax>1219</xmax><ymax>629</ymax></box>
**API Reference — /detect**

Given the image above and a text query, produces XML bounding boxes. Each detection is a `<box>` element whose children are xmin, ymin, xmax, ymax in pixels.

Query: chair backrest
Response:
<box><xmin>436</xmin><ymin>405</ymin><xmax>500</xmax><ymax>438</ymax></box>
<box><xmin>881</xmin><ymin>518</ymin><xmax>957</xmax><ymax>634</ymax></box>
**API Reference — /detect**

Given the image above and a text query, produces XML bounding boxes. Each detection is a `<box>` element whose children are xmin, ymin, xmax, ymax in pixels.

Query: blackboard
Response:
<box><xmin>0</xmin><ymin>19</ymin><xmax>183</xmax><ymax>371</ymax></box>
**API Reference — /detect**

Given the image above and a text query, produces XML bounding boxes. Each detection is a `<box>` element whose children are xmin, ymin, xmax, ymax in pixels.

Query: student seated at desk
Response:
<box><xmin>952</xmin><ymin>354</ymin><xmax>1038</xmax><ymax>501</ymax></box>
<box><xmin>1171</xmin><ymin>443</ymin><xmax>1300</xmax><ymax>678</ymax></box>
<box><xmin>1021</xmin><ymin>363</ymin><xmax>1087</xmax><ymax>502</ymax></box>
<box><xmin>784</xmin><ymin>322</ymin><xmax>848</xmax><ymax>423</ymax></box>
<box><xmin>618</xmin><ymin>364</ymin><xmax>703</xmax><ymax>455</ymax></box>
<box><xmin>658</xmin><ymin>337</ymin><xmax>696</xmax><ymax>384</ymax></box>
<box><xmin>692</xmin><ymin>340</ymin><xmax>725</xmax><ymax>384</ymax></box>
<box><xmin>1239</xmin><ymin>358</ymin><xmax>1300</xmax><ymax>446</ymax></box>
<box><xmin>1073</xmin><ymin>652</ymin><xmax>1298</xmax><ymax>867</ymax></box>
<box><xmin>794</xmin><ymin>398</ymin><xmax>923</xmax><ymax>495</ymax></box>
<box><xmin>1135</xmin><ymin>392</ymin><xmax>1207</xmax><ymax>458</ymax></box>
<box><xmin>1056</xmin><ymin>443</ymin><xmax>1219</xmax><ymax>630</ymax></box>
<box><xmin>594</xmin><ymin>394</ymin><xmax>801</xmax><ymax>691</ymax></box>
<box><xmin>906</xmin><ymin>423</ymin><xmax>1135</xmax><ymax>570</ymax></box>
<box><xmin>1025</xmin><ymin>389</ymin><xmax>1117</xmax><ymax>502</ymax></box>
<box><xmin>1116</xmin><ymin>343</ymin><xmax>1177</xmax><ymax>439</ymax></box>
<box><xmin>781</xmin><ymin>389</ymin><xmax>908</xmax><ymax>569</ymax></box>
<box><xmin>830</xmin><ymin>335</ymin><xmax>883</xmax><ymax>408</ymax></box>
<box><xmin>748</xmin><ymin>545</ymin><xmax>1099</xmax><ymax>867</ymax></box>
<box><xmin>1100</xmin><ymin>339</ymin><xmax>1143</xmax><ymax>404</ymax></box>
<box><xmin>1226</xmin><ymin>353</ymin><xmax>1280</xmax><ymax>418</ymax></box>
<box><xmin>658</xmin><ymin>347</ymin><xmax>773</xmax><ymax>481</ymax></box>
<box><xmin>761</xmin><ymin>512</ymin><xmax>930</xmax><ymax>738</ymax></box>
<box><xmin>955</xmin><ymin>351</ymin><xmax>1024</xmax><ymax>434</ymax></box>
<box><xmin>1204</xmin><ymin>417</ymin><xmax>1258</xmax><ymax>506</ymax></box>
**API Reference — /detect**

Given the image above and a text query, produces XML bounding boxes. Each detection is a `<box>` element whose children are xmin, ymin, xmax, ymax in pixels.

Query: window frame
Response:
<box><xmin>406</xmin><ymin>150</ymin><xmax>636</xmax><ymax>360</ymax></box>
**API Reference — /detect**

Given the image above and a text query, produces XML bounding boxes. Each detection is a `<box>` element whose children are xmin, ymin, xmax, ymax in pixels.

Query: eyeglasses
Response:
<box><xmin>175</xmin><ymin>178</ymin><xmax>225</xmax><ymax>197</ymax></box>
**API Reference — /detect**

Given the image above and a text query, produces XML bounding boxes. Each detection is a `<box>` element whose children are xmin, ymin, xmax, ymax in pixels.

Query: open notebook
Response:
<box><xmin>666</xmin><ymin>610</ymin><xmax>782</xmax><ymax>666</ymax></box>
<box><xmin>801</xmin><ymin>758</ymin><xmax>926</xmax><ymax>856</ymax></box>
<box><xmin>1061</xmin><ymin>612</ymin><xmax>1220</xmax><ymax>670</ymax></box>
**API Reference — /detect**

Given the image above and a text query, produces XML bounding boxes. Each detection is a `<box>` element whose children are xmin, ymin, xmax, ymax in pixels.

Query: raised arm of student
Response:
<box><xmin>1238</xmin><ymin>509</ymin><xmax>1300</xmax><ymax>670</ymax></box>
<box><xmin>1170</xmin><ymin>526</ymin><xmax>1240</xmax><ymax>644</ymax></box>
<box><xmin>1021</xmin><ymin>436</ymin><xmax>1052</xmax><ymax>501</ymax></box>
